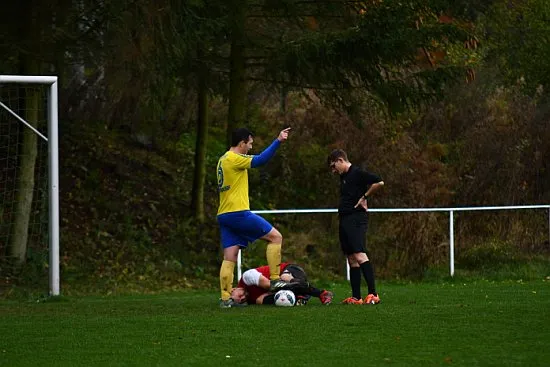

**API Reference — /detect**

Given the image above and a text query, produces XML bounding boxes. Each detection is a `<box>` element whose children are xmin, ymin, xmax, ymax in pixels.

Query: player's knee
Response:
<box><xmin>347</xmin><ymin>256</ymin><xmax>359</xmax><ymax>267</ymax></box>
<box><xmin>266</xmin><ymin>228</ymin><xmax>283</xmax><ymax>243</ymax></box>
<box><xmin>223</xmin><ymin>247</ymin><xmax>240</xmax><ymax>262</ymax></box>
<box><xmin>355</xmin><ymin>252</ymin><xmax>369</xmax><ymax>263</ymax></box>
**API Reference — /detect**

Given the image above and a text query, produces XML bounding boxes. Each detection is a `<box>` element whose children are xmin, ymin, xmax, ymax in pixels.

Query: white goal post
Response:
<box><xmin>0</xmin><ymin>75</ymin><xmax>59</xmax><ymax>296</ymax></box>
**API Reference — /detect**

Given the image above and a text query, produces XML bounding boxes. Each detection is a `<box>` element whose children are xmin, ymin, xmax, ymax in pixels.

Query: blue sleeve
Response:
<box><xmin>251</xmin><ymin>139</ymin><xmax>281</xmax><ymax>168</ymax></box>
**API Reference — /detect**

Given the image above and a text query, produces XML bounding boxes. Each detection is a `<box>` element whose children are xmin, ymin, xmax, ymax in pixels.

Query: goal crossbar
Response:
<box><xmin>0</xmin><ymin>75</ymin><xmax>58</xmax><ymax>84</ymax></box>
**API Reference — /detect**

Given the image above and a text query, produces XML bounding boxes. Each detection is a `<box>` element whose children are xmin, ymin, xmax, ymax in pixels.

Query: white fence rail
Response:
<box><xmin>234</xmin><ymin>205</ymin><xmax>550</xmax><ymax>280</ymax></box>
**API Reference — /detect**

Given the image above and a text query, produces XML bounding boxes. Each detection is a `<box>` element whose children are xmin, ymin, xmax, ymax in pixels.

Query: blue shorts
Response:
<box><xmin>217</xmin><ymin>210</ymin><xmax>273</xmax><ymax>249</ymax></box>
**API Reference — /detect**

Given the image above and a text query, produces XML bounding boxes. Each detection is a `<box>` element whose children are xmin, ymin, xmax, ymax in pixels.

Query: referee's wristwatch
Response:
<box><xmin>363</xmin><ymin>193</ymin><xmax>369</xmax><ymax>200</ymax></box>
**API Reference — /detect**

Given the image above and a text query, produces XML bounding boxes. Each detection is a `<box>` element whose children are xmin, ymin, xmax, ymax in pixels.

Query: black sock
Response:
<box><xmin>262</xmin><ymin>294</ymin><xmax>275</xmax><ymax>305</ymax></box>
<box><xmin>350</xmin><ymin>267</ymin><xmax>362</xmax><ymax>299</ymax></box>
<box><xmin>309</xmin><ymin>287</ymin><xmax>322</xmax><ymax>298</ymax></box>
<box><xmin>359</xmin><ymin>261</ymin><xmax>376</xmax><ymax>296</ymax></box>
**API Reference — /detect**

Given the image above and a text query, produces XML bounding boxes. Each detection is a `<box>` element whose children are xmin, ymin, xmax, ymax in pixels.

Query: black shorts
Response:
<box><xmin>281</xmin><ymin>264</ymin><xmax>308</xmax><ymax>282</ymax></box>
<box><xmin>339</xmin><ymin>212</ymin><xmax>368</xmax><ymax>255</ymax></box>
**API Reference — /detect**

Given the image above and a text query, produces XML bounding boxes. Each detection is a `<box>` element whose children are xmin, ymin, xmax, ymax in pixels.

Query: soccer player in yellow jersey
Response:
<box><xmin>217</xmin><ymin>127</ymin><xmax>291</xmax><ymax>308</ymax></box>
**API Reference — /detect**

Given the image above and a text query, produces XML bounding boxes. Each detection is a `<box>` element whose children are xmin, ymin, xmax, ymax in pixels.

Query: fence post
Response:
<box><xmin>450</xmin><ymin>210</ymin><xmax>455</xmax><ymax>277</ymax></box>
<box><xmin>237</xmin><ymin>250</ymin><xmax>242</xmax><ymax>280</ymax></box>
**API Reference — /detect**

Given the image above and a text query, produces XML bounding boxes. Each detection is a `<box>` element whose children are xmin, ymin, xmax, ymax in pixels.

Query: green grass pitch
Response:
<box><xmin>1</xmin><ymin>280</ymin><xmax>549</xmax><ymax>366</ymax></box>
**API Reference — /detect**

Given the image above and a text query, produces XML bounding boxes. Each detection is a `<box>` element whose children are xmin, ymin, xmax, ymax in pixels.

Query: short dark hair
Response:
<box><xmin>231</xmin><ymin>128</ymin><xmax>254</xmax><ymax>147</ymax></box>
<box><xmin>327</xmin><ymin>149</ymin><xmax>348</xmax><ymax>166</ymax></box>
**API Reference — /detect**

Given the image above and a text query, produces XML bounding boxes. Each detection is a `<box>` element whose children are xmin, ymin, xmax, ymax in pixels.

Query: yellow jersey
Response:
<box><xmin>217</xmin><ymin>151</ymin><xmax>253</xmax><ymax>215</ymax></box>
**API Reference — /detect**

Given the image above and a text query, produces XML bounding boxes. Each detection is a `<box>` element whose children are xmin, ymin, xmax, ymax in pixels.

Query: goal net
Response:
<box><xmin>0</xmin><ymin>75</ymin><xmax>59</xmax><ymax>296</ymax></box>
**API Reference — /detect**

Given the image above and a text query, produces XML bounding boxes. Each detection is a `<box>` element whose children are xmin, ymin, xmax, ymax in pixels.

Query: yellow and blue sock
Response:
<box><xmin>266</xmin><ymin>242</ymin><xmax>281</xmax><ymax>280</ymax></box>
<box><xmin>219</xmin><ymin>260</ymin><xmax>235</xmax><ymax>301</ymax></box>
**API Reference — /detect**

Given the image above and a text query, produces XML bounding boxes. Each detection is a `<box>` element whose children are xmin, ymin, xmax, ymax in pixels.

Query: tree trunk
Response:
<box><xmin>8</xmin><ymin>1</ymin><xmax>41</xmax><ymax>265</ymax></box>
<box><xmin>8</xmin><ymin>84</ymin><xmax>39</xmax><ymax>264</ymax></box>
<box><xmin>226</xmin><ymin>0</ymin><xmax>247</xmax><ymax>146</ymax></box>
<box><xmin>191</xmin><ymin>53</ymin><xmax>209</xmax><ymax>224</ymax></box>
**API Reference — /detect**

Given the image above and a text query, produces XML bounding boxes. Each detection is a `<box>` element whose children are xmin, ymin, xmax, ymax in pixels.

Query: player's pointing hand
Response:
<box><xmin>277</xmin><ymin>127</ymin><xmax>291</xmax><ymax>142</ymax></box>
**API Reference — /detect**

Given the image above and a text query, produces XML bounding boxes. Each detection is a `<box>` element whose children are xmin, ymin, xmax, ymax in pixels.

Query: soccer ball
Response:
<box><xmin>274</xmin><ymin>290</ymin><xmax>296</xmax><ymax>307</ymax></box>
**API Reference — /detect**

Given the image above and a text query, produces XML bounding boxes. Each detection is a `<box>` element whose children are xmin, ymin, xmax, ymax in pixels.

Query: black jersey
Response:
<box><xmin>338</xmin><ymin>165</ymin><xmax>382</xmax><ymax>215</ymax></box>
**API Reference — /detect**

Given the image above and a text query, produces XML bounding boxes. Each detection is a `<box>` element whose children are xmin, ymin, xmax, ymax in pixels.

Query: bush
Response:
<box><xmin>457</xmin><ymin>240</ymin><xmax>517</xmax><ymax>269</ymax></box>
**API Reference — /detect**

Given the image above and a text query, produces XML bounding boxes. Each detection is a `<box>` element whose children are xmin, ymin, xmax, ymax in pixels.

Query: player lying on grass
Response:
<box><xmin>229</xmin><ymin>263</ymin><xmax>333</xmax><ymax>306</ymax></box>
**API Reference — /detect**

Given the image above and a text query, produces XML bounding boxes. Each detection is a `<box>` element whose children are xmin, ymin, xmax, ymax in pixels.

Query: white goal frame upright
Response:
<box><xmin>0</xmin><ymin>75</ymin><xmax>59</xmax><ymax>296</ymax></box>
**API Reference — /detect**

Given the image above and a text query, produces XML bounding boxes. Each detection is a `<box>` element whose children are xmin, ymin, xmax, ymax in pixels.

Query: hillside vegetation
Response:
<box><xmin>34</xmin><ymin>86</ymin><xmax>547</xmax><ymax>295</ymax></box>
<box><xmin>1</xmin><ymin>1</ymin><xmax>550</xmax><ymax>296</ymax></box>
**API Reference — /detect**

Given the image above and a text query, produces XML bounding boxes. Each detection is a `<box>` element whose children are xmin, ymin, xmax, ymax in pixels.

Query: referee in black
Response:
<box><xmin>328</xmin><ymin>149</ymin><xmax>384</xmax><ymax>305</ymax></box>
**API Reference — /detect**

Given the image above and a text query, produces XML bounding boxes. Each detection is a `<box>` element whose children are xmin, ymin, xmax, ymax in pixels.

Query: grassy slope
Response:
<box><xmin>55</xmin><ymin>127</ymin><xmax>222</xmax><ymax>294</ymax></box>
<box><xmin>1</xmin><ymin>280</ymin><xmax>550</xmax><ymax>366</ymax></box>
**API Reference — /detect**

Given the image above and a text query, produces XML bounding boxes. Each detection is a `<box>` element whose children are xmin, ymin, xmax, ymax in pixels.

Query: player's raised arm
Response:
<box><xmin>250</xmin><ymin>127</ymin><xmax>291</xmax><ymax>168</ymax></box>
